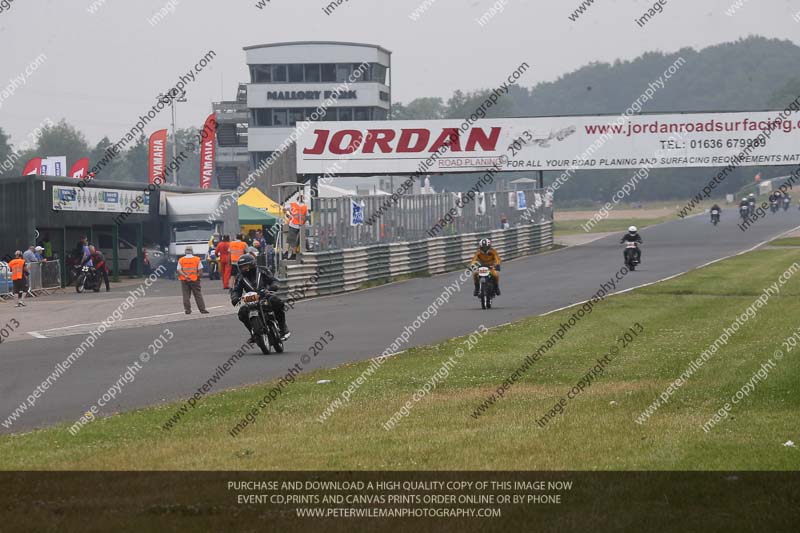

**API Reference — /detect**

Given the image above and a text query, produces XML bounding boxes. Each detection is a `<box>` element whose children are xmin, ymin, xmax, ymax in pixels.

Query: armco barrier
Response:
<box><xmin>279</xmin><ymin>221</ymin><xmax>553</xmax><ymax>299</ymax></box>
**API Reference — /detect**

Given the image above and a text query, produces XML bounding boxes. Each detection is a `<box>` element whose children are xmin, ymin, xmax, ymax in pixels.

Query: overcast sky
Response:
<box><xmin>0</xmin><ymin>0</ymin><xmax>798</xmax><ymax>146</ymax></box>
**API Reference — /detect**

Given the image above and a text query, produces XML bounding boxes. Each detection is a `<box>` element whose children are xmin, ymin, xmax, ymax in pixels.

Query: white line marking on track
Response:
<box><xmin>26</xmin><ymin>306</ymin><xmax>225</xmax><ymax>338</ymax></box>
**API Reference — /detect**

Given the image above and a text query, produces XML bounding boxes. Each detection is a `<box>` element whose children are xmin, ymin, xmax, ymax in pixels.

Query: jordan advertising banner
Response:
<box><xmin>295</xmin><ymin>110</ymin><xmax>800</xmax><ymax>175</ymax></box>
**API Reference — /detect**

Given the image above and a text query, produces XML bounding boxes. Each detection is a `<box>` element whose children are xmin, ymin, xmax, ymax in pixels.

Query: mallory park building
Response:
<box><xmin>213</xmin><ymin>41</ymin><xmax>392</xmax><ymax>192</ymax></box>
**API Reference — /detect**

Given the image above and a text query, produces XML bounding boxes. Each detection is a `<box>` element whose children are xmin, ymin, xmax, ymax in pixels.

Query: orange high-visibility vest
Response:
<box><xmin>178</xmin><ymin>255</ymin><xmax>201</xmax><ymax>282</ymax></box>
<box><xmin>289</xmin><ymin>202</ymin><xmax>308</xmax><ymax>227</ymax></box>
<box><xmin>8</xmin><ymin>258</ymin><xmax>25</xmax><ymax>281</ymax></box>
<box><xmin>229</xmin><ymin>240</ymin><xmax>247</xmax><ymax>263</ymax></box>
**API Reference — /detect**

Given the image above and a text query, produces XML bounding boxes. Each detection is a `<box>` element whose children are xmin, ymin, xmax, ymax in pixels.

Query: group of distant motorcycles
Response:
<box><xmin>730</xmin><ymin>192</ymin><xmax>793</xmax><ymax>225</ymax></box>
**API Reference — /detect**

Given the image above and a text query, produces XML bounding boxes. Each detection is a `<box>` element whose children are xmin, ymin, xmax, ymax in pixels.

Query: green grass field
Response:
<box><xmin>769</xmin><ymin>237</ymin><xmax>800</xmax><ymax>247</ymax></box>
<box><xmin>554</xmin><ymin>216</ymin><xmax>673</xmax><ymax>235</ymax></box>
<box><xmin>2</xmin><ymin>249</ymin><xmax>799</xmax><ymax>471</ymax></box>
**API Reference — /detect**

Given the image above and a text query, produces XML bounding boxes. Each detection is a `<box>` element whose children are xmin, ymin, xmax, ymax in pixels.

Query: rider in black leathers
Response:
<box><xmin>620</xmin><ymin>226</ymin><xmax>643</xmax><ymax>263</ymax></box>
<box><xmin>230</xmin><ymin>255</ymin><xmax>290</xmax><ymax>341</ymax></box>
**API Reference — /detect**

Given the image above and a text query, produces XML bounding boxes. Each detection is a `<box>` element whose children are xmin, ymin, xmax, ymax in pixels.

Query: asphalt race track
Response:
<box><xmin>2</xmin><ymin>208</ymin><xmax>799</xmax><ymax>433</ymax></box>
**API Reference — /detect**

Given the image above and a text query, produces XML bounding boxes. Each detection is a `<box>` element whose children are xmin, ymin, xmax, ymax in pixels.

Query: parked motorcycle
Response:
<box><xmin>710</xmin><ymin>208</ymin><xmax>720</xmax><ymax>226</ymax></box>
<box><xmin>624</xmin><ymin>242</ymin><xmax>640</xmax><ymax>271</ymax></box>
<box><xmin>476</xmin><ymin>265</ymin><xmax>496</xmax><ymax>310</ymax></box>
<box><xmin>241</xmin><ymin>290</ymin><xmax>284</xmax><ymax>354</ymax></box>
<box><xmin>75</xmin><ymin>265</ymin><xmax>100</xmax><ymax>293</ymax></box>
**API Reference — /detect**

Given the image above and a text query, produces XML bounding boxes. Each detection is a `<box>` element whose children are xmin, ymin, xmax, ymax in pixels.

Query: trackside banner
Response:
<box><xmin>295</xmin><ymin>111</ymin><xmax>800</xmax><ymax>174</ymax></box>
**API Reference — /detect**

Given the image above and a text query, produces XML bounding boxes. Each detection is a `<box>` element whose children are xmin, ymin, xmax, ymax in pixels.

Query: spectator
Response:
<box><xmin>41</xmin><ymin>234</ymin><xmax>53</xmax><ymax>259</ymax></box>
<box><xmin>8</xmin><ymin>251</ymin><xmax>28</xmax><ymax>307</ymax></box>
<box><xmin>22</xmin><ymin>246</ymin><xmax>38</xmax><ymax>263</ymax></box>
<box><xmin>254</xmin><ymin>230</ymin><xmax>266</xmax><ymax>250</ymax></box>
<box><xmin>34</xmin><ymin>246</ymin><xmax>45</xmax><ymax>262</ymax></box>
<box><xmin>500</xmin><ymin>213</ymin><xmax>509</xmax><ymax>230</ymax></box>
<box><xmin>87</xmin><ymin>245</ymin><xmax>110</xmax><ymax>292</ymax></box>
<box><xmin>177</xmin><ymin>246</ymin><xmax>208</xmax><ymax>315</ymax></box>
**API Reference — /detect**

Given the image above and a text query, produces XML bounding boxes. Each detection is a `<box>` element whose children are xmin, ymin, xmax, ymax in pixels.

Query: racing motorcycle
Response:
<box><xmin>770</xmin><ymin>198</ymin><xmax>780</xmax><ymax>214</ymax></box>
<box><xmin>75</xmin><ymin>265</ymin><xmax>100</xmax><ymax>293</ymax></box>
<box><xmin>783</xmin><ymin>196</ymin><xmax>791</xmax><ymax>211</ymax></box>
<box><xmin>241</xmin><ymin>290</ymin><xmax>284</xmax><ymax>354</ymax></box>
<box><xmin>740</xmin><ymin>204</ymin><xmax>750</xmax><ymax>222</ymax></box>
<box><xmin>710</xmin><ymin>208</ymin><xmax>720</xmax><ymax>226</ymax></box>
<box><xmin>476</xmin><ymin>265</ymin><xmax>496</xmax><ymax>310</ymax></box>
<box><xmin>623</xmin><ymin>242</ymin><xmax>640</xmax><ymax>271</ymax></box>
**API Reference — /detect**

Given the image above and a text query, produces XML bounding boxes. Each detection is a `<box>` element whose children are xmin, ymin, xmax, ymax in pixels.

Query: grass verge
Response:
<box><xmin>554</xmin><ymin>216</ymin><xmax>673</xmax><ymax>235</ymax></box>
<box><xmin>1</xmin><ymin>249</ymin><xmax>799</xmax><ymax>470</ymax></box>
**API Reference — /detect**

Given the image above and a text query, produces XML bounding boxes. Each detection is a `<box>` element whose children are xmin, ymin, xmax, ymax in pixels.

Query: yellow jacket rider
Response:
<box><xmin>472</xmin><ymin>238</ymin><xmax>501</xmax><ymax>296</ymax></box>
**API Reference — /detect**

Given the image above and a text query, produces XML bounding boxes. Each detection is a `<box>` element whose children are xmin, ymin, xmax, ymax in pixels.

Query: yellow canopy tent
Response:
<box><xmin>238</xmin><ymin>187</ymin><xmax>283</xmax><ymax>216</ymax></box>
<box><xmin>238</xmin><ymin>188</ymin><xmax>285</xmax><ymax>234</ymax></box>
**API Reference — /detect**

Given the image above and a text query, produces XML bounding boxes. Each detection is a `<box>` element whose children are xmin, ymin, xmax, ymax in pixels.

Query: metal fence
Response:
<box><xmin>311</xmin><ymin>188</ymin><xmax>553</xmax><ymax>252</ymax></box>
<box><xmin>29</xmin><ymin>261</ymin><xmax>62</xmax><ymax>293</ymax></box>
<box><xmin>0</xmin><ymin>262</ymin><xmax>10</xmax><ymax>300</ymax></box>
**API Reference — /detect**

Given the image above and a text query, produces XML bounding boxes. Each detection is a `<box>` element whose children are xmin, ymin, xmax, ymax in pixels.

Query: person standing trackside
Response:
<box><xmin>285</xmin><ymin>194</ymin><xmax>308</xmax><ymax>260</ymax></box>
<box><xmin>9</xmin><ymin>251</ymin><xmax>29</xmax><ymax>307</ymax></box>
<box><xmin>229</xmin><ymin>234</ymin><xmax>247</xmax><ymax>279</ymax></box>
<box><xmin>216</xmin><ymin>234</ymin><xmax>232</xmax><ymax>290</ymax></box>
<box><xmin>177</xmin><ymin>247</ymin><xmax>209</xmax><ymax>315</ymax></box>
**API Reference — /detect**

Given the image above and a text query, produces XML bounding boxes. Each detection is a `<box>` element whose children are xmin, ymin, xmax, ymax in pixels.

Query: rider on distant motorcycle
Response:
<box><xmin>620</xmin><ymin>226</ymin><xmax>643</xmax><ymax>263</ymax></box>
<box><xmin>710</xmin><ymin>203</ymin><xmax>721</xmax><ymax>221</ymax></box>
<box><xmin>230</xmin><ymin>254</ymin><xmax>290</xmax><ymax>342</ymax></box>
<box><xmin>472</xmin><ymin>238</ymin><xmax>501</xmax><ymax>296</ymax></box>
<box><xmin>747</xmin><ymin>193</ymin><xmax>756</xmax><ymax>215</ymax></box>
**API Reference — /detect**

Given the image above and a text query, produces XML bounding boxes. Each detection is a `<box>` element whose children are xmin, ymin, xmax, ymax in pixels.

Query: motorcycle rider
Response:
<box><xmin>710</xmin><ymin>203</ymin><xmax>721</xmax><ymax>222</ymax></box>
<box><xmin>620</xmin><ymin>226</ymin><xmax>643</xmax><ymax>264</ymax></box>
<box><xmin>86</xmin><ymin>245</ymin><xmax>110</xmax><ymax>292</ymax></box>
<box><xmin>471</xmin><ymin>238</ymin><xmax>501</xmax><ymax>296</ymax></box>
<box><xmin>739</xmin><ymin>196</ymin><xmax>750</xmax><ymax>219</ymax></box>
<box><xmin>230</xmin><ymin>254</ymin><xmax>290</xmax><ymax>342</ymax></box>
<box><xmin>747</xmin><ymin>193</ymin><xmax>756</xmax><ymax>216</ymax></box>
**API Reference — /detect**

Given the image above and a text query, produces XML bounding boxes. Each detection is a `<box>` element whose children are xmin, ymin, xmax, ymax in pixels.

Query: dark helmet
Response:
<box><xmin>237</xmin><ymin>254</ymin><xmax>256</xmax><ymax>273</ymax></box>
<box><xmin>479</xmin><ymin>238</ymin><xmax>491</xmax><ymax>253</ymax></box>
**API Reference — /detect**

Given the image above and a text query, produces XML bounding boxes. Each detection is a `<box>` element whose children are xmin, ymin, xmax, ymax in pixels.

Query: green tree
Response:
<box><xmin>0</xmin><ymin>127</ymin><xmax>13</xmax><ymax>175</ymax></box>
<box><xmin>90</xmin><ymin>136</ymin><xmax>128</xmax><ymax>182</ymax></box>
<box><xmin>36</xmin><ymin>119</ymin><xmax>90</xmax><ymax>167</ymax></box>
<box><xmin>123</xmin><ymin>134</ymin><xmax>149</xmax><ymax>182</ymax></box>
<box><xmin>390</xmin><ymin>97</ymin><xmax>447</xmax><ymax>120</ymax></box>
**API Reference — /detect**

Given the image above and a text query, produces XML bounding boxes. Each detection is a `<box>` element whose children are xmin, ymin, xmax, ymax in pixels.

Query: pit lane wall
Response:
<box><xmin>279</xmin><ymin>221</ymin><xmax>553</xmax><ymax>298</ymax></box>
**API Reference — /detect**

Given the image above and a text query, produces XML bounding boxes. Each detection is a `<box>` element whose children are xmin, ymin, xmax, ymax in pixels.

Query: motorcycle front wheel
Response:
<box><xmin>76</xmin><ymin>274</ymin><xmax>86</xmax><ymax>293</ymax></box>
<box><xmin>268</xmin><ymin>321</ymin><xmax>284</xmax><ymax>353</ymax></box>
<box><xmin>250</xmin><ymin>317</ymin><xmax>270</xmax><ymax>354</ymax></box>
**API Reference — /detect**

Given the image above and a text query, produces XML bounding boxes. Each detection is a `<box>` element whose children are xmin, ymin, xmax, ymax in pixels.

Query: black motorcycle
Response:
<box><xmin>740</xmin><ymin>205</ymin><xmax>750</xmax><ymax>222</ymax></box>
<box><xmin>770</xmin><ymin>200</ymin><xmax>780</xmax><ymax>213</ymax></box>
<box><xmin>783</xmin><ymin>197</ymin><xmax>791</xmax><ymax>211</ymax></box>
<box><xmin>623</xmin><ymin>242</ymin><xmax>640</xmax><ymax>271</ymax></box>
<box><xmin>710</xmin><ymin>208</ymin><xmax>720</xmax><ymax>226</ymax></box>
<box><xmin>75</xmin><ymin>265</ymin><xmax>100</xmax><ymax>293</ymax></box>
<box><xmin>241</xmin><ymin>290</ymin><xmax>284</xmax><ymax>354</ymax></box>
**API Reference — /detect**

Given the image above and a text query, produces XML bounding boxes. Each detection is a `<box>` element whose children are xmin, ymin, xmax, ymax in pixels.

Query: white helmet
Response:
<box><xmin>628</xmin><ymin>226</ymin><xmax>637</xmax><ymax>233</ymax></box>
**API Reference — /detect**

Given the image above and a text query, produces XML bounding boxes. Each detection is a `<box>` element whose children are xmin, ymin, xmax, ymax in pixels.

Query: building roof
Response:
<box><xmin>243</xmin><ymin>41</ymin><xmax>392</xmax><ymax>55</ymax></box>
